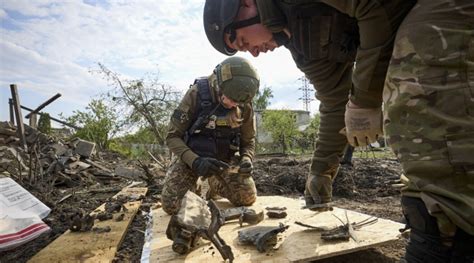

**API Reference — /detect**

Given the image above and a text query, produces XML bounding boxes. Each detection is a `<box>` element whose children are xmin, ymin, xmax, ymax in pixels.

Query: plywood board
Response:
<box><xmin>148</xmin><ymin>196</ymin><xmax>403</xmax><ymax>262</ymax></box>
<box><xmin>29</xmin><ymin>187</ymin><xmax>147</xmax><ymax>263</ymax></box>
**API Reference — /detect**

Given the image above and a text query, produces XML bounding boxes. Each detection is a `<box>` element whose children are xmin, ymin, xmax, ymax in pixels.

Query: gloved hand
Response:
<box><xmin>238</xmin><ymin>156</ymin><xmax>253</xmax><ymax>174</ymax></box>
<box><xmin>192</xmin><ymin>157</ymin><xmax>229</xmax><ymax>178</ymax></box>
<box><xmin>344</xmin><ymin>101</ymin><xmax>383</xmax><ymax>147</ymax></box>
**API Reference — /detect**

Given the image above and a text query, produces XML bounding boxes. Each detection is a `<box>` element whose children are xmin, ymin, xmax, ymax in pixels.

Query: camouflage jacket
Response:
<box><xmin>166</xmin><ymin>75</ymin><xmax>256</xmax><ymax>168</ymax></box>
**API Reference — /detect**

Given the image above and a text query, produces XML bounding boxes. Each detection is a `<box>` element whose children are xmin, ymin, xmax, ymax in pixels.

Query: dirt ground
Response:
<box><xmin>0</xmin><ymin>153</ymin><xmax>406</xmax><ymax>263</ymax></box>
<box><xmin>253</xmin><ymin>154</ymin><xmax>406</xmax><ymax>263</ymax></box>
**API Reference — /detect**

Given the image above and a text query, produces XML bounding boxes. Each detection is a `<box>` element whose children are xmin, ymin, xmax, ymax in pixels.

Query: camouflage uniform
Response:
<box><xmin>162</xmin><ymin>75</ymin><xmax>257</xmax><ymax>215</ymax></box>
<box><xmin>384</xmin><ymin>0</ymin><xmax>474</xmax><ymax>238</ymax></box>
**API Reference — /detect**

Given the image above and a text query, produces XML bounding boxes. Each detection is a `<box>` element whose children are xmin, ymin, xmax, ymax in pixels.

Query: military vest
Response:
<box><xmin>258</xmin><ymin>0</ymin><xmax>359</xmax><ymax>64</ymax></box>
<box><xmin>186</xmin><ymin>78</ymin><xmax>240</xmax><ymax>162</ymax></box>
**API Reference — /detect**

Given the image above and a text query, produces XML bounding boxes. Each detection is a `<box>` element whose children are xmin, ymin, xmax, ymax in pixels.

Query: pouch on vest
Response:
<box><xmin>186</xmin><ymin>78</ymin><xmax>241</xmax><ymax>161</ymax></box>
<box><xmin>280</xmin><ymin>1</ymin><xmax>359</xmax><ymax>62</ymax></box>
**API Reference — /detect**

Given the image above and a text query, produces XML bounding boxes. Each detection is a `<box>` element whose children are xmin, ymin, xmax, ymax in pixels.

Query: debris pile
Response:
<box><xmin>0</xmin><ymin>121</ymin><xmax>130</xmax><ymax>202</ymax></box>
<box><xmin>0</xmin><ymin>120</ymin><xmax>161</xmax><ymax>261</ymax></box>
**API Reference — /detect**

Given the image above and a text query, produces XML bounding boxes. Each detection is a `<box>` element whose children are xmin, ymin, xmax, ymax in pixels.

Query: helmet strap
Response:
<box><xmin>227</xmin><ymin>15</ymin><xmax>261</xmax><ymax>43</ymax></box>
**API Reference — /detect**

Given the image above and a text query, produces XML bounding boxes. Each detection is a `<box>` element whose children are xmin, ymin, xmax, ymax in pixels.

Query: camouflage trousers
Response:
<box><xmin>161</xmin><ymin>161</ymin><xmax>257</xmax><ymax>215</ymax></box>
<box><xmin>384</xmin><ymin>0</ymin><xmax>474</xmax><ymax>236</ymax></box>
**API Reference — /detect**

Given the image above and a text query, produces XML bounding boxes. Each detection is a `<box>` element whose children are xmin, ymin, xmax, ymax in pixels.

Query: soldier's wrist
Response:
<box><xmin>182</xmin><ymin>150</ymin><xmax>199</xmax><ymax>168</ymax></box>
<box><xmin>349</xmin><ymin>90</ymin><xmax>382</xmax><ymax>108</ymax></box>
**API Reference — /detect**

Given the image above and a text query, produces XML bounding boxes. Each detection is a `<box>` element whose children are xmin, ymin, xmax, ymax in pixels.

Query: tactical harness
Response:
<box><xmin>258</xmin><ymin>0</ymin><xmax>360</xmax><ymax>63</ymax></box>
<box><xmin>186</xmin><ymin>78</ymin><xmax>241</xmax><ymax>162</ymax></box>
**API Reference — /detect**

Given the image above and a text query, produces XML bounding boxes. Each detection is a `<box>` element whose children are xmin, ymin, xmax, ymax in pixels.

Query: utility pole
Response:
<box><xmin>298</xmin><ymin>76</ymin><xmax>313</xmax><ymax>112</ymax></box>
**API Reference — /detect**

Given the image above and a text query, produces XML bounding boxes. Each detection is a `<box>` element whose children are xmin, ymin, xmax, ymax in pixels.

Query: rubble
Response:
<box><xmin>72</xmin><ymin>139</ymin><xmax>96</xmax><ymax>158</ymax></box>
<box><xmin>237</xmin><ymin>223</ymin><xmax>289</xmax><ymax>252</ymax></box>
<box><xmin>0</xmin><ymin>121</ymin><xmax>127</xmax><ymax>193</ymax></box>
<box><xmin>69</xmin><ymin>212</ymin><xmax>95</xmax><ymax>232</ymax></box>
<box><xmin>265</xmin><ymin>207</ymin><xmax>288</xmax><ymax>219</ymax></box>
<box><xmin>0</xmin><ymin>121</ymin><xmax>149</xmax><ymax>255</ymax></box>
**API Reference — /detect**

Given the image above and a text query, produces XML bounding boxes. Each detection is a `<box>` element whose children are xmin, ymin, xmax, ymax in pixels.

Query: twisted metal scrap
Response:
<box><xmin>295</xmin><ymin>211</ymin><xmax>378</xmax><ymax>242</ymax></box>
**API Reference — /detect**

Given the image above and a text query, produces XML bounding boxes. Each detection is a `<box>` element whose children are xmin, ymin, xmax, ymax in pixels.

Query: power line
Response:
<box><xmin>298</xmin><ymin>76</ymin><xmax>314</xmax><ymax>112</ymax></box>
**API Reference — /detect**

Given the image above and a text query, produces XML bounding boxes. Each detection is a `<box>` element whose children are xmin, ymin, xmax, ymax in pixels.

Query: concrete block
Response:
<box><xmin>74</xmin><ymin>139</ymin><xmax>96</xmax><ymax>158</ymax></box>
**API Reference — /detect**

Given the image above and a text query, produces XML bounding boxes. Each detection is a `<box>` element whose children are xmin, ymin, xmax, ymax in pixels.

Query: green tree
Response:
<box><xmin>298</xmin><ymin>113</ymin><xmax>320</xmax><ymax>152</ymax></box>
<box><xmin>37</xmin><ymin>113</ymin><xmax>52</xmax><ymax>135</ymax></box>
<box><xmin>62</xmin><ymin>99</ymin><xmax>118</xmax><ymax>150</ymax></box>
<box><xmin>94</xmin><ymin>63</ymin><xmax>180</xmax><ymax>145</ymax></box>
<box><xmin>109</xmin><ymin>127</ymin><xmax>159</xmax><ymax>158</ymax></box>
<box><xmin>262</xmin><ymin>110</ymin><xmax>298</xmax><ymax>153</ymax></box>
<box><xmin>253</xmin><ymin>85</ymin><xmax>273</xmax><ymax>110</ymax></box>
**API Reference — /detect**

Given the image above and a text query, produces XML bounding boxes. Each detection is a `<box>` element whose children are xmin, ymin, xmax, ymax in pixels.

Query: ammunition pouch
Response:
<box><xmin>278</xmin><ymin>1</ymin><xmax>359</xmax><ymax>63</ymax></box>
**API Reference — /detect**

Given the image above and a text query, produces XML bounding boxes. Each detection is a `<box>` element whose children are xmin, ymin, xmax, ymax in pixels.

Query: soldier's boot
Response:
<box><xmin>305</xmin><ymin>175</ymin><xmax>330</xmax><ymax>205</ymax></box>
<box><xmin>305</xmin><ymin>165</ymin><xmax>339</xmax><ymax>207</ymax></box>
<box><xmin>401</xmin><ymin>196</ymin><xmax>451</xmax><ymax>263</ymax></box>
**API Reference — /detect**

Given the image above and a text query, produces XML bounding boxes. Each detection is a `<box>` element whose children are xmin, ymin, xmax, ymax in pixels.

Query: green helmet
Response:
<box><xmin>214</xmin><ymin>57</ymin><xmax>260</xmax><ymax>103</ymax></box>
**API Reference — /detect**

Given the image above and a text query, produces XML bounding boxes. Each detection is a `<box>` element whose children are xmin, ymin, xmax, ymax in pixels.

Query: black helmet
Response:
<box><xmin>203</xmin><ymin>0</ymin><xmax>240</xmax><ymax>55</ymax></box>
<box><xmin>203</xmin><ymin>0</ymin><xmax>260</xmax><ymax>56</ymax></box>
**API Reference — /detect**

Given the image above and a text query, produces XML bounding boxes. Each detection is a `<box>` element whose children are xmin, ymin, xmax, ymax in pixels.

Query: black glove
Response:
<box><xmin>192</xmin><ymin>157</ymin><xmax>229</xmax><ymax>178</ymax></box>
<box><xmin>238</xmin><ymin>156</ymin><xmax>253</xmax><ymax>174</ymax></box>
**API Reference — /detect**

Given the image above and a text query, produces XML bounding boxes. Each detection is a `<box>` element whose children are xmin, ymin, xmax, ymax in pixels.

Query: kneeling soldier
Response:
<box><xmin>162</xmin><ymin>56</ymin><xmax>259</xmax><ymax>215</ymax></box>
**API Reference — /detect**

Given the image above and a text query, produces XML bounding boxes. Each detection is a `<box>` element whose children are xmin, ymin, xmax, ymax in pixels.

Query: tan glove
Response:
<box><xmin>343</xmin><ymin>102</ymin><xmax>383</xmax><ymax>147</ymax></box>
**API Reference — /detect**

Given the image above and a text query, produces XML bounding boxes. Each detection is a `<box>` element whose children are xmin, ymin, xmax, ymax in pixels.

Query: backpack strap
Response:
<box><xmin>184</xmin><ymin>78</ymin><xmax>220</xmax><ymax>143</ymax></box>
<box><xmin>194</xmin><ymin>78</ymin><xmax>214</xmax><ymax>117</ymax></box>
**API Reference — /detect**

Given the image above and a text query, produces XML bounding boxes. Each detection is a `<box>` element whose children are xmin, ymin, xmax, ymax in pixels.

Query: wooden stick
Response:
<box><xmin>10</xmin><ymin>84</ymin><xmax>27</xmax><ymax>150</ymax></box>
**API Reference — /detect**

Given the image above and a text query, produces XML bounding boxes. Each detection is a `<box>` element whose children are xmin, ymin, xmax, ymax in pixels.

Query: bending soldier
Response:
<box><xmin>162</xmin><ymin>56</ymin><xmax>259</xmax><ymax>215</ymax></box>
<box><xmin>203</xmin><ymin>0</ymin><xmax>474</xmax><ymax>262</ymax></box>
<box><xmin>203</xmin><ymin>0</ymin><xmax>415</xmax><ymax>210</ymax></box>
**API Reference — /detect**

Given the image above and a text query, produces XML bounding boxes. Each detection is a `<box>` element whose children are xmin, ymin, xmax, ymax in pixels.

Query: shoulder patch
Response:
<box><xmin>172</xmin><ymin>109</ymin><xmax>189</xmax><ymax>124</ymax></box>
<box><xmin>221</xmin><ymin>63</ymin><xmax>233</xmax><ymax>82</ymax></box>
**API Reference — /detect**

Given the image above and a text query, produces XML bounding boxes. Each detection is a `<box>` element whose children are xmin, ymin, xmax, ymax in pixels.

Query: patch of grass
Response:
<box><xmin>354</xmin><ymin>147</ymin><xmax>396</xmax><ymax>159</ymax></box>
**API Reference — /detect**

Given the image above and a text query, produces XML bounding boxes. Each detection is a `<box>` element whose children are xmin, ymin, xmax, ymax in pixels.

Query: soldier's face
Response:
<box><xmin>220</xmin><ymin>94</ymin><xmax>239</xmax><ymax>109</ymax></box>
<box><xmin>224</xmin><ymin>0</ymin><xmax>278</xmax><ymax>57</ymax></box>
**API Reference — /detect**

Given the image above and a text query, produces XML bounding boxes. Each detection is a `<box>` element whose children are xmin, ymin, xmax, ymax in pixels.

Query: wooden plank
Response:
<box><xmin>9</xmin><ymin>99</ymin><xmax>14</xmax><ymax>123</ymax></box>
<box><xmin>19</xmin><ymin>104</ymin><xmax>81</xmax><ymax>129</ymax></box>
<box><xmin>29</xmin><ymin>187</ymin><xmax>147</xmax><ymax>263</ymax></box>
<box><xmin>10</xmin><ymin>84</ymin><xmax>27</xmax><ymax>150</ymax></box>
<box><xmin>148</xmin><ymin>196</ymin><xmax>404</xmax><ymax>263</ymax></box>
<box><xmin>25</xmin><ymin>93</ymin><xmax>61</xmax><ymax>119</ymax></box>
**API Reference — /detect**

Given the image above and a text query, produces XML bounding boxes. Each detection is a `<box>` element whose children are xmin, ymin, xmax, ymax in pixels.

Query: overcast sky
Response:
<box><xmin>0</xmin><ymin>0</ymin><xmax>319</xmax><ymax>128</ymax></box>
